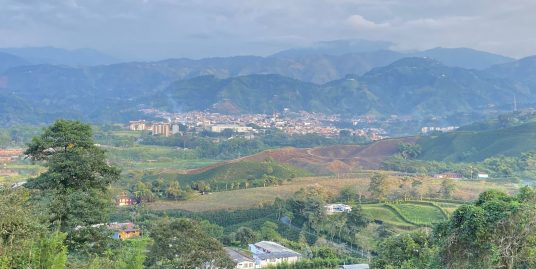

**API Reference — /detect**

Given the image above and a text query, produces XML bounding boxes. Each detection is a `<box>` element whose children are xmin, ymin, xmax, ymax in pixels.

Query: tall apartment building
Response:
<box><xmin>152</xmin><ymin>123</ymin><xmax>171</xmax><ymax>137</ymax></box>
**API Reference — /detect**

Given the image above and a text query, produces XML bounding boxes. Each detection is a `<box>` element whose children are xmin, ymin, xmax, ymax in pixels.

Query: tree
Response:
<box><xmin>0</xmin><ymin>189</ymin><xmax>68</xmax><ymax>269</ymax></box>
<box><xmin>398</xmin><ymin>177</ymin><xmax>412</xmax><ymax>201</ymax></box>
<box><xmin>31</xmin><ymin>231</ymin><xmax>69</xmax><ymax>269</ymax></box>
<box><xmin>146</xmin><ymin>218</ymin><xmax>234</xmax><ymax>268</ymax></box>
<box><xmin>411</xmin><ymin>179</ymin><xmax>425</xmax><ymax>200</ymax></box>
<box><xmin>346</xmin><ymin>206</ymin><xmax>369</xmax><ymax>235</ymax></box>
<box><xmin>369</xmin><ymin>173</ymin><xmax>388</xmax><ymax>201</ymax></box>
<box><xmin>398</xmin><ymin>143</ymin><xmax>422</xmax><ymax>159</ymax></box>
<box><xmin>287</xmin><ymin>187</ymin><xmax>329</xmax><ymax>230</ymax></box>
<box><xmin>440</xmin><ymin>179</ymin><xmax>456</xmax><ymax>199</ymax></box>
<box><xmin>372</xmin><ymin>231</ymin><xmax>437</xmax><ymax>269</ymax></box>
<box><xmin>235</xmin><ymin>227</ymin><xmax>257</xmax><ymax>246</ymax></box>
<box><xmin>339</xmin><ymin>187</ymin><xmax>357</xmax><ymax>203</ymax></box>
<box><xmin>131</xmin><ymin>181</ymin><xmax>155</xmax><ymax>202</ymax></box>
<box><xmin>260</xmin><ymin>221</ymin><xmax>281</xmax><ymax>241</ymax></box>
<box><xmin>24</xmin><ymin>120</ymin><xmax>120</xmax><ymax>252</ymax></box>
<box><xmin>435</xmin><ymin>188</ymin><xmax>536</xmax><ymax>269</ymax></box>
<box><xmin>165</xmin><ymin>180</ymin><xmax>182</xmax><ymax>200</ymax></box>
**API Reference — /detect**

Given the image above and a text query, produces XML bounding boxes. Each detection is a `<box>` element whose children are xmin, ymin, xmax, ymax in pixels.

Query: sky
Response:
<box><xmin>1</xmin><ymin>0</ymin><xmax>535</xmax><ymax>60</ymax></box>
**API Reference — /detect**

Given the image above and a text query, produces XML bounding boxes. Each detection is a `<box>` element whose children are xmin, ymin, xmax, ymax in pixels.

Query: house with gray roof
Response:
<box><xmin>225</xmin><ymin>248</ymin><xmax>255</xmax><ymax>269</ymax></box>
<box><xmin>248</xmin><ymin>241</ymin><xmax>301</xmax><ymax>268</ymax></box>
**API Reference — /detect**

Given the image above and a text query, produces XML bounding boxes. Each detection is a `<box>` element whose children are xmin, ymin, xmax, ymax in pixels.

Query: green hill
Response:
<box><xmin>418</xmin><ymin>121</ymin><xmax>536</xmax><ymax>161</ymax></box>
<box><xmin>143</xmin><ymin>161</ymin><xmax>310</xmax><ymax>190</ymax></box>
<box><xmin>1</xmin><ymin>56</ymin><xmax>533</xmax><ymax>125</ymax></box>
<box><xmin>179</xmin><ymin>160</ymin><xmax>310</xmax><ymax>186</ymax></box>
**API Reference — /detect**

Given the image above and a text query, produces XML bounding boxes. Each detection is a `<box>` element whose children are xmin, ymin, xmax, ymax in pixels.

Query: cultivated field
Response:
<box><xmin>146</xmin><ymin>174</ymin><xmax>518</xmax><ymax>212</ymax></box>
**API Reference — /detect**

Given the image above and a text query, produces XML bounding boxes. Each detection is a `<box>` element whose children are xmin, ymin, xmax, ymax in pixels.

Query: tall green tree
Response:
<box><xmin>0</xmin><ymin>189</ymin><xmax>68</xmax><ymax>269</ymax></box>
<box><xmin>372</xmin><ymin>231</ymin><xmax>437</xmax><ymax>269</ymax></box>
<box><xmin>146</xmin><ymin>218</ymin><xmax>235</xmax><ymax>269</ymax></box>
<box><xmin>25</xmin><ymin>120</ymin><xmax>120</xmax><ymax>241</ymax></box>
<box><xmin>369</xmin><ymin>173</ymin><xmax>388</xmax><ymax>201</ymax></box>
<box><xmin>435</xmin><ymin>188</ymin><xmax>536</xmax><ymax>269</ymax></box>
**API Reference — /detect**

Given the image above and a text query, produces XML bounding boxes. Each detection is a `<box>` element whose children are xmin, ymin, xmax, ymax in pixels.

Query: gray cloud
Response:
<box><xmin>0</xmin><ymin>0</ymin><xmax>535</xmax><ymax>59</ymax></box>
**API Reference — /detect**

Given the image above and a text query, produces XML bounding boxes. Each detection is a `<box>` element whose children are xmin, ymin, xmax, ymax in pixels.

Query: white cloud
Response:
<box><xmin>0</xmin><ymin>0</ymin><xmax>535</xmax><ymax>59</ymax></box>
<box><xmin>347</xmin><ymin>15</ymin><xmax>389</xmax><ymax>30</ymax></box>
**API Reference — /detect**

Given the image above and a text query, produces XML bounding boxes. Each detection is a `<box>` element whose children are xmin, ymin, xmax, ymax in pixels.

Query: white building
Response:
<box><xmin>210</xmin><ymin>124</ymin><xmax>254</xmax><ymax>134</ymax></box>
<box><xmin>340</xmin><ymin>264</ymin><xmax>369</xmax><ymax>269</ymax></box>
<box><xmin>225</xmin><ymin>248</ymin><xmax>256</xmax><ymax>269</ymax></box>
<box><xmin>128</xmin><ymin>120</ymin><xmax>146</xmax><ymax>131</ymax></box>
<box><xmin>478</xmin><ymin>173</ymin><xmax>489</xmax><ymax>179</ymax></box>
<box><xmin>249</xmin><ymin>241</ymin><xmax>301</xmax><ymax>268</ymax></box>
<box><xmin>324</xmin><ymin>204</ymin><xmax>352</xmax><ymax>215</ymax></box>
<box><xmin>152</xmin><ymin>123</ymin><xmax>171</xmax><ymax>137</ymax></box>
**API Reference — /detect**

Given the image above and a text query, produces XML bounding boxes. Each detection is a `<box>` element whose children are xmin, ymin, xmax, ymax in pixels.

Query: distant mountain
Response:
<box><xmin>0</xmin><ymin>47</ymin><xmax>120</xmax><ymax>66</ymax></box>
<box><xmin>0</xmin><ymin>51</ymin><xmax>533</xmax><ymax>125</ymax></box>
<box><xmin>0</xmin><ymin>43</ymin><xmax>516</xmax><ymax>85</ymax></box>
<box><xmin>412</xmin><ymin>47</ymin><xmax>514</xmax><ymax>70</ymax></box>
<box><xmin>152</xmin><ymin>58</ymin><xmax>528</xmax><ymax>117</ymax></box>
<box><xmin>358</xmin><ymin>57</ymin><xmax>528</xmax><ymax>115</ymax></box>
<box><xmin>485</xmin><ymin>56</ymin><xmax>536</xmax><ymax>91</ymax></box>
<box><xmin>0</xmin><ymin>52</ymin><xmax>29</xmax><ymax>72</ymax></box>
<box><xmin>271</xmin><ymin>39</ymin><xmax>394</xmax><ymax>57</ymax></box>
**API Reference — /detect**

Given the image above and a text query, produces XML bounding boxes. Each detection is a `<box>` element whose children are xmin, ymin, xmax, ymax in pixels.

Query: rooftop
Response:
<box><xmin>340</xmin><ymin>264</ymin><xmax>369</xmax><ymax>269</ymax></box>
<box><xmin>250</xmin><ymin>241</ymin><xmax>301</xmax><ymax>259</ymax></box>
<box><xmin>225</xmin><ymin>248</ymin><xmax>254</xmax><ymax>263</ymax></box>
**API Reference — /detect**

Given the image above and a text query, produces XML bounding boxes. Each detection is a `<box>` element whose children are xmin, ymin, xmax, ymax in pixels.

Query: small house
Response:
<box><xmin>325</xmin><ymin>204</ymin><xmax>352</xmax><ymax>215</ymax></box>
<box><xmin>108</xmin><ymin>222</ymin><xmax>141</xmax><ymax>240</ymax></box>
<box><xmin>115</xmin><ymin>192</ymin><xmax>136</xmax><ymax>206</ymax></box>
<box><xmin>249</xmin><ymin>241</ymin><xmax>301</xmax><ymax>268</ymax></box>
<box><xmin>477</xmin><ymin>173</ymin><xmax>489</xmax><ymax>179</ymax></box>
<box><xmin>433</xmin><ymin>172</ymin><xmax>463</xmax><ymax>180</ymax></box>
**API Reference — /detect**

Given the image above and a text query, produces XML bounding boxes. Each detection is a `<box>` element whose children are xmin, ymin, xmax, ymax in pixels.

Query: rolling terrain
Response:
<box><xmin>418</xmin><ymin>121</ymin><xmax>536</xmax><ymax>161</ymax></box>
<box><xmin>0</xmin><ymin>42</ymin><xmax>531</xmax><ymax>125</ymax></box>
<box><xmin>173</xmin><ymin>136</ymin><xmax>417</xmax><ymax>181</ymax></box>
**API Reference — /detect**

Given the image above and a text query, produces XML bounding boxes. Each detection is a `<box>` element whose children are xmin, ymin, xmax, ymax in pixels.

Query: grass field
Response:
<box><xmin>104</xmin><ymin>144</ymin><xmax>218</xmax><ymax>170</ymax></box>
<box><xmin>147</xmin><ymin>176</ymin><xmax>372</xmax><ymax>211</ymax></box>
<box><xmin>145</xmin><ymin>174</ymin><xmax>507</xmax><ymax>213</ymax></box>
<box><xmin>392</xmin><ymin>203</ymin><xmax>447</xmax><ymax>224</ymax></box>
<box><xmin>361</xmin><ymin>204</ymin><xmax>415</xmax><ymax>228</ymax></box>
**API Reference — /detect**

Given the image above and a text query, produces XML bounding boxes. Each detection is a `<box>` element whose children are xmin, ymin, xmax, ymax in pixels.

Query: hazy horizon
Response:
<box><xmin>1</xmin><ymin>0</ymin><xmax>536</xmax><ymax>60</ymax></box>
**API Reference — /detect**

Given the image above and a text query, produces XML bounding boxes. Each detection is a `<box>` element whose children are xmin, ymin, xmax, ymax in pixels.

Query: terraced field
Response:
<box><xmin>392</xmin><ymin>203</ymin><xmax>447</xmax><ymax>225</ymax></box>
<box><xmin>361</xmin><ymin>204</ymin><xmax>415</xmax><ymax>228</ymax></box>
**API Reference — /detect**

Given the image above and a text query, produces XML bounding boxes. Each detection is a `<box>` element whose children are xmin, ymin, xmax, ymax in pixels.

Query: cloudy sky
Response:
<box><xmin>1</xmin><ymin>0</ymin><xmax>535</xmax><ymax>60</ymax></box>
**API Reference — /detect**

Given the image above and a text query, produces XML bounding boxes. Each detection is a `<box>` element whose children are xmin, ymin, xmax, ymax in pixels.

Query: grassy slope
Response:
<box><xmin>104</xmin><ymin>144</ymin><xmax>217</xmax><ymax>170</ymax></box>
<box><xmin>179</xmin><ymin>160</ymin><xmax>309</xmax><ymax>183</ymax></box>
<box><xmin>418</xmin><ymin>122</ymin><xmax>536</xmax><ymax>161</ymax></box>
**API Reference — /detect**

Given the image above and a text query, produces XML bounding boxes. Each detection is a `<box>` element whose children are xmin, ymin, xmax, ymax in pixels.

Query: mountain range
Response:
<box><xmin>0</xmin><ymin>40</ymin><xmax>533</xmax><ymax>125</ymax></box>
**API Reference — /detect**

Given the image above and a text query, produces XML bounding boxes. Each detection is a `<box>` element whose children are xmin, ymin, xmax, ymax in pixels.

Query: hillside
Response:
<box><xmin>485</xmin><ymin>56</ymin><xmax>536</xmax><ymax>92</ymax></box>
<box><xmin>0</xmin><ymin>52</ymin><xmax>29</xmax><ymax>73</ymax></box>
<box><xmin>0</xmin><ymin>54</ymin><xmax>532</xmax><ymax>125</ymax></box>
<box><xmin>359</xmin><ymin>57</ymin><xmax>528</xmax><ymax>115</ymax></box>
<box><xmin>418</xmin><ymin>121</ymin><xmax>536</xmax><ymax>161</ymax></box>
<box><xmin>0</xmin><ymin>47</ymin><xmax>119</xmax><ymax>66</ymax></box>
<box><xmin>413</xmin><ymin>47</ymin><xmax>514</xmax><ymax>70</ymax></box>
<box><xmin>177</xmin><ymin>160</ymin><xmax>309</xmax><ymax>184</ymax></box>
<box><xmin>241</xmin><ymin>137</ymin><xmax>417</xmax><ymax>174</ymax></box>
<box><xmin>155</xmin><ymin>58</ymin><xmax>528</xmax><ymax>116</ymax></box>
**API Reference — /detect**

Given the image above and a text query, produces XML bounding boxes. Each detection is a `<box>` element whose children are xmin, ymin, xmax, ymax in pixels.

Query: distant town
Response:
<box><xmin>130</xmin><ymin>109</ymin><xmax>391</xmax><ymax>140</ymax></box>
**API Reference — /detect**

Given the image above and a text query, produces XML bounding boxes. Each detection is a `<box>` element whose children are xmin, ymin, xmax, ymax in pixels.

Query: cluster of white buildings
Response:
<box><xmin>128</xmin><ymin>120</ymin><xmax>173</xmax><ymax>137</ymax></box>
<box><xmin>421</xmin><ymin>126</ymin><xmax>458</xmax><ymax>134</ymax></box>
<box><xmin>133</xmin><ymin>109</ymin><xmax>386</xmax><ymax>139</ymax></box>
